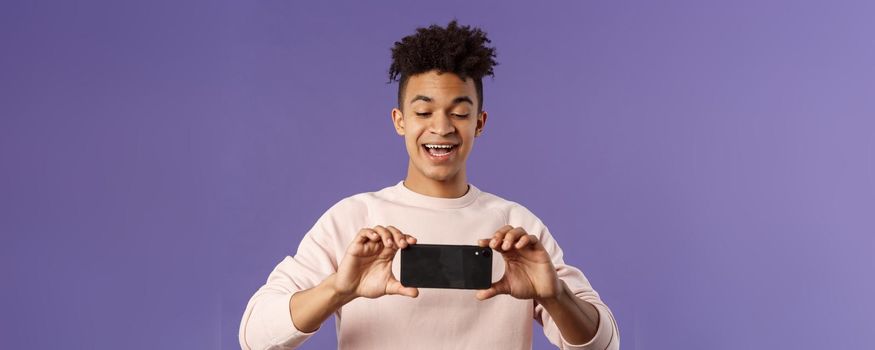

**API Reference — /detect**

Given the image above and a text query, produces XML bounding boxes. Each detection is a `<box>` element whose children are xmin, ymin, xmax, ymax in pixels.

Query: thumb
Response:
<box><xmin>475</xmin><ymin>278</ymin><xmax>509</xmax><ymax>301</ymax></box>
<box><xmin>386</xmin><ymin>277</ymin><xmax>419</xmax><ymax>298</ymax></box>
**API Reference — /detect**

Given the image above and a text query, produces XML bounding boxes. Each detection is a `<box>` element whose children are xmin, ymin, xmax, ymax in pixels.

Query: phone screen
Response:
<box><xmin>400</xmin><ymin>244</ymin><xmax>492</xmax><ymax>289</ymax></box>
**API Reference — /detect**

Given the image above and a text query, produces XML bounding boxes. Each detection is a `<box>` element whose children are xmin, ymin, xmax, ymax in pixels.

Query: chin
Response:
<box><xmin>424</xmin><ymin>172</ymin><xmax>451</xmax><ymax>182</ymax></box>
<box><xmin>422</xmin><ymin>168</ymin><xmax>458</xmax><ymax>182</ymax></box>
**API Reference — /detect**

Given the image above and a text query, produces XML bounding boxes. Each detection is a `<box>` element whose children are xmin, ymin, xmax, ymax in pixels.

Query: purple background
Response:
<box><xmin>2</xmin><ymin>1</ymin><xmax>873</xmax><ymax>349</ymax></box>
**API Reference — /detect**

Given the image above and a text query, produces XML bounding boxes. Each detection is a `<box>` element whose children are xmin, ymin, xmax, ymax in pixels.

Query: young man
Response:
<box><xmin>239</xmin><ymin>20</ymin><xmax>619</xmax><ymax>350</ymax></box>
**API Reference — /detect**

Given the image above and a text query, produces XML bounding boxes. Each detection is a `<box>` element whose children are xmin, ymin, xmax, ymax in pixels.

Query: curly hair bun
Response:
<box><xmin>388</xmin><ymin>19</ymin><xmax>498</xmax><ymax>112</ymax></box>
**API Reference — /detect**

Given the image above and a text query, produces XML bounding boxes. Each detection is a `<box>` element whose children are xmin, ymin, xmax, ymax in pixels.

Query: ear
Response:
<box><xmin>475</xmin><ymin>110</ymin><xmax>488</xmax><ymax>137</ymax></box>
<box><xmin>391</xmin><ymin>107</ymin><xmax>405</xmax><ymax>136</ymax></box>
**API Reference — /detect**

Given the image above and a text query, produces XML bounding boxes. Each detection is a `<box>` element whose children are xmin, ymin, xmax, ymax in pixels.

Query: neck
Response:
<box><xmin>403</xmin><ymin>161</ymin><xmax>469</xmax><ymax>198</ymax></box>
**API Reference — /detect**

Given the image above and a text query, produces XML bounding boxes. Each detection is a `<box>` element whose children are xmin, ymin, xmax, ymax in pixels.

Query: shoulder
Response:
<box><xmin>476</xmin><ymin>189</ymin><xmax>545</xmax><ymax>229</ymax></box>
<box><xmin>303</xmin><ymin>192</ymin><xmax>374</xmax><ymax>246</ymax></box>
<box><xmin>315</xmin><ymin>183</ymin><xmax>404</xmax><ymax>223</ymax></box>
<box><xmin>313</xmin><ymin>191</ymin><xmax>376</xmax><ymax>229</ymax></box>
<box><xmin>325</xmin><ymin>192</ymin><xmax>369</xmax><ymax>214</ymax></box>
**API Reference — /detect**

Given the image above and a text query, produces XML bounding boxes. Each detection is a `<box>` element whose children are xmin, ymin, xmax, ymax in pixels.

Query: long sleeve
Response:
<box><xmin>508</xmin><ymin>203</ymin><xmax>620</xmax><ymax>350</ymax></box>
<box><xmin>240</xmin><ymin>183</ymin><xmax>620</xmax><ymax>350</ymax></box>
<box><xmin>239</xmin><ymin>197</ymin><xmax>365</xmax><ymax>349</ymax></box>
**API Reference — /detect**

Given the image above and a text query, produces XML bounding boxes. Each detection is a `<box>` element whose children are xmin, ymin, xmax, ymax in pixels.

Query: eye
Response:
<box><xmin>415</xmin><ymin>112</ymin><xmax>431</xmax><ymax>117</ymax></box>
<box><xmin>452</xmin><ymin>113</ymin><xmax>469</xmax><ymax>118</ymax></box>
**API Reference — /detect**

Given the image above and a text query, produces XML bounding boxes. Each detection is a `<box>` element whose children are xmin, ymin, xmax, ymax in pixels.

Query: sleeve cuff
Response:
<box><xmin>260</xmin><ymin>292</ymin><xmax>319</xmax><ymax>347</ymax></box>
<box><xmin>559</xmin><ymin>303</ymin><xmax>615</xmax><ymax>350</ymax></box>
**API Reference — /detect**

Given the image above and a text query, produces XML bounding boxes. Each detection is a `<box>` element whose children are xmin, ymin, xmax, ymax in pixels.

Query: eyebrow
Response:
<box><xmin>410</xmin><ymin>95</ymin><xmax>474</xmax><ymax>106</ymax></box>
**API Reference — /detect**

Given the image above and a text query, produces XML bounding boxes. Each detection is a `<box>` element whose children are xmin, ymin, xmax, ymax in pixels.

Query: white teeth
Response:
<box><xmin>424</xmin><ymin>144</ymin><xmax>455</xmax><ymax>149</ymax></box>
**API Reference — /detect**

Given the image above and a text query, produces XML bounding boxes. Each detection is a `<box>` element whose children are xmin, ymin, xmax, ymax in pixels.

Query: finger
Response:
<box><xmin>386</xmin><ymin>226</ymin><xmax>408</xmax><ymax>249</ymax></box>
<box><xmin>355</xmin><ymin>230</ymin><xmax>368</xmax><ymax>243</ymax></box>
<box><xmin>386</xmin><ymin>277</ymin><xmax>419</xmax><ymax>298</ymax></box>
<box><xmin>477</xmin><ymin>238</ymin><xmax>490</xmax><ymax>247</ymax></box>
<box><xmin>475</xmin><ymin>277</ymin><xmax>509</xmax><ymax>301</ymax></box>
<box><xmin>373</xmin><ymin>225</ymin><xmax>395</xmax><ymax>248</ymax></box>
<box><xmin>490</xmin><ymin>225</ymin><xmax>514</xmax><ymax>249</ymax></box>
<box><xmin>501</xmin><ymin>227</ymin><xmax>527</xmax><ymax>251</ymax></box>
<box><xmin>514</xmin><ymin>234</ymin><xmax>539</xmax><ymax>249</ymax></box>
<box><xmin>356</xmin><ymin>228</ymin><xmax>379</xmax><ymax>244</ymax></box>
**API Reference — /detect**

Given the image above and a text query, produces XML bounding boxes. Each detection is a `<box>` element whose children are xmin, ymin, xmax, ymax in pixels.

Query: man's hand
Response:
<box><xmin>475</xmin><ymin>225</ymin><xmax>562</xmax><ymax>301</ymax></box>
<box><xmin>288</xmin><ymin>225</ymin><xmax>418</xmax><ymax>333</ymax></box>
<box><xmin>333</xmin><ymin>225</ymin><xmax>419</xmax><ymax>300</ymax></box>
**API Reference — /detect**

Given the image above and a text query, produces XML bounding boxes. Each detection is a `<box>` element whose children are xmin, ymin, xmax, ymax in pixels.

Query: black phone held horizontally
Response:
<box><xmin>400</xmin><ymin>244</ymin><xmax>492</xmax><ymax>290</ymax></box>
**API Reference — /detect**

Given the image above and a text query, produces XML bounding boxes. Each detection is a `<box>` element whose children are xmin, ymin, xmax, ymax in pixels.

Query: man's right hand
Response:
<box><xmin>332</xmin><ymin>225</ymin><xmax>419</xmax><ymax>299</ymax></box>
<box><xmin>288</xmin><ymin>225</ymin><xmax>418</xmax><ymax>334</ymax></box>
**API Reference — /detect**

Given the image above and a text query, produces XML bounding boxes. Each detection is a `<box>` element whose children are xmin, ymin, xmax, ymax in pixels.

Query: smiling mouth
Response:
<box><xmin>422</xmin><ymin>144</ymin><xmax>457</xmax><ymax>160</ymax></box>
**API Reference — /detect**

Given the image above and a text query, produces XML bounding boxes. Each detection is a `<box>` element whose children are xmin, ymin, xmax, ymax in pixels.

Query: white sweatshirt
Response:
<box><xmin>239</xmin><ymin>180</ymin><xmax>619</xmax><ymax>349</ymax></box>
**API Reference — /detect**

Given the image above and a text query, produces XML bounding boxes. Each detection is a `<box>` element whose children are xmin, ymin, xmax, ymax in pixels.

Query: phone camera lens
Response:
<box><xmin>481</xmin><ymin>249</ymin><xmax>491</xmax><ymax>258</ymax></box>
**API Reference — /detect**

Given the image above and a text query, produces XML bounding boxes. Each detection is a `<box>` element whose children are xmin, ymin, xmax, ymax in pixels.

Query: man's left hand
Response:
<box><xmin>475</xmin><ymin>225</ymin><xmax>562</xmax><ymax>301</ymax></box>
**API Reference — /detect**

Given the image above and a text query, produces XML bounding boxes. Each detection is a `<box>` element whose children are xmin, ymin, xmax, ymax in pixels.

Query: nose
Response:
<box><xmin>429</xmin><ymin>112</ymin><xmax>456</xmax><ymax>136</ymax></box>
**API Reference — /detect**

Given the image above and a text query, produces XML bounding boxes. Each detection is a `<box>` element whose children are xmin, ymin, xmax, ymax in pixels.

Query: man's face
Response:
<box><xmin>391</xmin><ymin>70</ymin><xmax>487</xmax><ymax>182</ymax></box>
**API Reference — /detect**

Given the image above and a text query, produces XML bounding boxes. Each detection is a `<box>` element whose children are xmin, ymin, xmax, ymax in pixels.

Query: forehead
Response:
<box><xmin>404</xmin><ymin>70</ymin><xmax>477</xmax><ymax>105</ymax></box>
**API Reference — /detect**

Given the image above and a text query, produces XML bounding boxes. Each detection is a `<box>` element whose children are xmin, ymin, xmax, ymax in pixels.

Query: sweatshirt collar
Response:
<box><xmin>392</xmin><ymin>180</ymin><xmax>481</xmax><ymax>209</ymax></box>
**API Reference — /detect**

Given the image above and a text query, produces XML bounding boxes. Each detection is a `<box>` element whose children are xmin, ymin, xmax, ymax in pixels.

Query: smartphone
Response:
<box><xmin>400</xmin><ymin>244</ymin><xmax>492</xmax><ymax>290</ymax></box>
